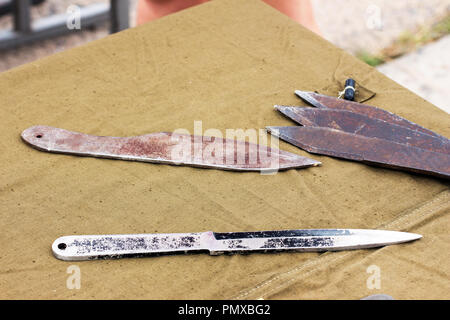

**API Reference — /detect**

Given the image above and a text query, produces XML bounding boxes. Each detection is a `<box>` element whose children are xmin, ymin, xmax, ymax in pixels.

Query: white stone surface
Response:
<box><xmin>377</xmin><ymin>36</ymin><xmax>450</xmax><ymax>114</ymax></box>
<box><xmin>313</xmin><ymin>0</ymin><xmax>450</xmax><ymax>54</ymax></box>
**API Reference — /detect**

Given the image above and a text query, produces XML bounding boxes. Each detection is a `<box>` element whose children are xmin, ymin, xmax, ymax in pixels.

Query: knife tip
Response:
<box><xmin>294</xmin><ymin>90</ymin><xmax>311</xmax><ymax>97</ymax></box>
<box><xmin>265</xmin><ymin>126</ymin><xmax>281</xmax><ymax>135</ymax></box>
<box><xmin>382</xmin><ymin>230</ymin><xmax>422</xmax><ymax>244</ymax></box>
<box><xmin>408</xmin><ymin>232</ymin><xmax>422</xmax><ymax>241</ymax></box>
<box><xmin>282</xmin><ymin>155</ymin><xmax>322</xmax><ymax>169</ymax></box>
<box><xmin>265</xmin><ymin>127</ymin><xmax>321</xmax><ymax>168</ymax></box>
<box><xmin>274</xmin><ymin>105</ymin><xmax>295</xmax><ymax>112</ymax></box>
<box><xmin>295</xmin><ymin>90</ymin><xmax>326</xmax><ymax>109</ymax></box>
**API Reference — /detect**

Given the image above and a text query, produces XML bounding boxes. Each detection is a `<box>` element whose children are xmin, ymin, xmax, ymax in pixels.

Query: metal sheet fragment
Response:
<box><xmin>275</xmin><ymin>106</ymin><xmax>450</xmax><ymax>154</ymax></box>
<box><xmin>21</xmin><ymin>125</ymin><xmax>321</xmax><ymax>172</ymax></box>
<box><xmin>294</xmin><ymin>90</ymin><xmax>446</xmax><ymax>139</ymax></box>
<box><xmin>267</xmin><ymin>126</ymin><xmax>450</xmax><ymax>179</ymax></box>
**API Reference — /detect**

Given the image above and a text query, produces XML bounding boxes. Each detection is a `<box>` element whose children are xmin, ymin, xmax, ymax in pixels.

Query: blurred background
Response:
<box><xmin>0</xmin><ymin>0</ymin><xmax>449</xmax><ymax>113</ymax></box>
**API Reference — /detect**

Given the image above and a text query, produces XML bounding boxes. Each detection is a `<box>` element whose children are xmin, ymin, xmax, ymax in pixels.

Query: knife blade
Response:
<box><xmin>266</xmin><ymin>126</ymin><xmax>450</xmax><ymax>179</ymax></box>
<box><xmin>294</xmin><ymin>90</ymin><xmax>446</xmax><ymax>139</ymax></box>
<box><xmin>274</xmin><ymin>106</ymin><xmax>450</xmax><ymax>154</ymax></box>
<box><xmin>21</xmin><ymin>125</ymin><xmax>320</xmax><ymax>172</ymax></box>
<box><xmin>52</xmin><ymin>229</ymin><xmax>421</xmax><ymax>261</ymax></box>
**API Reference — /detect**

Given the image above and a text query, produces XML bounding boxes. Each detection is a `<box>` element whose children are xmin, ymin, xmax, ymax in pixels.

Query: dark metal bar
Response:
<box><xmin>110</xmin><ymin>0</ymin><xmax>129</xmax><ymax>33</ymax></box>
<box><xmin>14</xmin><ymin>0</ymin><xmax>31</xmax><ymax>33</ymax></box>
<box><xmin>1</xmin><ymin>0</ymin><xmax>46</xmax><ymax>17</ymax></box>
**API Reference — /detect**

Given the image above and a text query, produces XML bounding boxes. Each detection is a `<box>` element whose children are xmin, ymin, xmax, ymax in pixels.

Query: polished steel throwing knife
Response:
<box><xmin>52</xmin><ymin>229</ymin><xmax>421</xmax><ymax>261</ymax></box>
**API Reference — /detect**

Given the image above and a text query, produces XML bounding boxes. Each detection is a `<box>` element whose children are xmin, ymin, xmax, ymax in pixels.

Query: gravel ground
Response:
<box><xmin>1</xmin><ymin>0</ymin><xmax>450</xmax><ymax>97</ymax></box>
<box><xmin>312</xmin><ymin>0</ymin><xmax>450</xmax><ymax>113</ymax></box>
<box><xmin>0</xmin><ymin>0</ymin><xmax>137</xmax><ymax>72</ymax></box>
<box><xmin>378</xmin><ymin>35</ymin><xmax>450</xmax><ymax>113</ymax></box>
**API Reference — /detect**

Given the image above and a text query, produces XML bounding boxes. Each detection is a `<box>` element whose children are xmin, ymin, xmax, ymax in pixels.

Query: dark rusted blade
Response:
<box><xmin>21</xmin><ymin>125</ymin><xmax>320</xmax><ymax>172</ymax></box>
<box><xmin>294</xmin><ymin>90</ymin><xmax>446</xmax><ymax>139</ymax></box>
<box><xmin>275</xmin><ymin>106</ymin><xmax>450</xmax><ymax>154</ymax></box>
<box><xmin>266</xmin><ymin>126</ymin><xmax>450</xmax><ymax>179</ymax></box>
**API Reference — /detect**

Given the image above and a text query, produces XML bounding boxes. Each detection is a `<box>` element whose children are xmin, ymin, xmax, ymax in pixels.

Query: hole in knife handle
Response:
<box><xmin>36</xmin><ymin>135</ymin><xmax>42</xmax><ymax>138</ymax></box>
<box><xmin>58</xmin><ymin>243</ymin><xmax>67</xmax><ymax>250</ymax></box>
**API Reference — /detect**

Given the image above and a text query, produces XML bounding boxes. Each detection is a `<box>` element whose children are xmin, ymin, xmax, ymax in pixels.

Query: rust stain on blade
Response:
<box><xmin>275</xmin><ymin>106</ymin><xmax>450</xmax><ymax>154</ymax></box>
<box><xmin>267</xmin><ymin>126</ymin><xmax>450</xmax><ymax>179</ymax></box>
<box><xmin>21</xmin><ymin>125</ymin><xmax>321</xmax><ymax>172</ymax></box>
<box><xmin>294</xmin><ymin>91</ymin><xmax>445</xmax><ymax>139</ymax></box>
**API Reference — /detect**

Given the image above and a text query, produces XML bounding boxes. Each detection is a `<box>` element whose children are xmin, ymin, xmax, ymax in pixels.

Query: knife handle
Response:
<box><xmin>52</xmin><ymin>232</ymin><xmax>211</xmax><ymax>261</ymax></box>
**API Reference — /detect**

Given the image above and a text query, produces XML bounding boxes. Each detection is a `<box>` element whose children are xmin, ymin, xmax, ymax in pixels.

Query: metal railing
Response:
<box><xmin>0</xmin><ymin>0</ymin><xmax>129</xmax><ymax>50</ymax></box>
